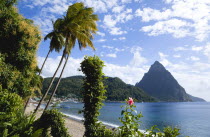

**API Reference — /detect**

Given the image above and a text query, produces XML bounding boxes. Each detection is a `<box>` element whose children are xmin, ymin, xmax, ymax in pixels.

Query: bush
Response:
<box><xmin>0</xmin><ymin>91</ymin><xmax>23</xmax><ymax>124</ymax></box>
<box><xmin>80</xmin><ymin>56</ymin><xmax>107</xmax><ymax>137</ymax></box>
<box><xmin>118</xmin><ymin>98</ymin><xmax>182</xmax><ymax>137</ymax></box>
<box><xmin>0</xmin><ymin>91</ymin><xmax>42</xmax><ymax>137</ymax></box>
<box><xmin>33</xmin><ymin>109</ymin><xmax>71</xmax><ymax>137</ymax></box>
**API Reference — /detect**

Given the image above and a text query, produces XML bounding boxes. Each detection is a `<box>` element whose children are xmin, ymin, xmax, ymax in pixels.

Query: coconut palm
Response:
<box><xmin>39</xmin><ymin>20</ymin><xmax>64</xmax><ymax>75</ymax></box>
<box><xmin>43</xmin><ymin>2</ymin><xmax>98</xmax><ymax>112</ymax></box>
<box><xmin>33</xmin><ymin>20</ymin><xmax>65</xmax><ymax>114</ymax></box>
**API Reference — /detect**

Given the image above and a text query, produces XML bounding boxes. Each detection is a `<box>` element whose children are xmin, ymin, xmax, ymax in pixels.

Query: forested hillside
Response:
<box><xmin>42</xmin><ymin>76</ymin><xmax>156</xmax><ymax>102</ymax></box>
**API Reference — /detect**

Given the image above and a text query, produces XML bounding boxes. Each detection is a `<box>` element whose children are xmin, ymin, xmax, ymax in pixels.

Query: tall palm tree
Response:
<box><xmin>39</xmin><ymin>20</ymin><xmax>64</xmax><ymax>75</ymax></box>
<box><xmin>33</xmin><ymin>20</ymin><xmax>65</xmax><ymax>114</ymax></box>
<box><xmin>24</xmin><ymin>22</ymin><xmax>64</xmax><ymax>113</ymax></box>
<box><xmin>43</xmin><ymin>2</ymin><xmax>98</xmax><ymax>112</ymax></box>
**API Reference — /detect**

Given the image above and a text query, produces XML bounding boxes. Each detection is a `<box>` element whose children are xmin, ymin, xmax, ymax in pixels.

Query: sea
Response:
<box><xmin>55</xmin><ymin>102</ymin><xmax>210</xmax><ymax>137</ymax></box>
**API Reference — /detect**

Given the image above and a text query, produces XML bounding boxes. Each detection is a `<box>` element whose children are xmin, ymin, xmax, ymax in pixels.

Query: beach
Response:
<box><xmin>25</xmin><ymin>103</ymin><xmax>85</xmax><ymax>137</ymax></box>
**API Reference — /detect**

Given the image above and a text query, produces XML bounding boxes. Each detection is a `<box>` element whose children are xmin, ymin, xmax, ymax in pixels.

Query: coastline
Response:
<box><xmin>25</xmin><ymin>103</ymin><xmax>85</xmax><ymax>137</ymax></box>
<box><xmin>25</xmin><ymin>102</ymin><xmax>147</xmax><ymax>137</ymax></box>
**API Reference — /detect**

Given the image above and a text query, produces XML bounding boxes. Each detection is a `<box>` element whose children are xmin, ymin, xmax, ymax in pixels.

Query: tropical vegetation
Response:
<box><xmin>34</xmin><ymin>2</ymin><xmax>98</xmax><ymax>114</ymax></box>
<box><xmin>41</xmin><ymin>76</ymin><xmax>156</xmax><ymax>102</ymax></box>
<box><xmin>0</xmin><ymin>0</ymin><xmax>184</xmax><ymax>137</ymax></box>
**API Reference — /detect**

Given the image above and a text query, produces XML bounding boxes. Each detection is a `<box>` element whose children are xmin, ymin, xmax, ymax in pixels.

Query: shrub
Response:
<box><xmin>33</xmin><ymin>109</ymin><xmax>71</xmax><ymax>137</ymax></box>
<box><xmin>118</xmin><ymin>97</ymin><xmax>182</xmax><ymax>137</ymax></box>
<box><xmin>0</xmin><ymin>91</ymin><xmax>23</xmax><ymax>124</ymax></box>
<box><xmin>80</xmin><ymin>56</ymin><xmax>107</xmax><ymax>137</ymax></box>
<box><xmin>118</xmin><ymin>97</ymin><xmax>144</xmax><ymax>137</ymax></box>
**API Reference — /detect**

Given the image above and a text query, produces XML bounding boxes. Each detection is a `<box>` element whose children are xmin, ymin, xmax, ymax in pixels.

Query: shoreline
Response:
<box><xmin>25</xmin><ymin>102</ymin><xmax>147</xmax><ymax>137</ymax></box>
<box><xmin>25</xmin><ymin>103</ymin><xmax>85</xmax><ymax>137</ymax></box>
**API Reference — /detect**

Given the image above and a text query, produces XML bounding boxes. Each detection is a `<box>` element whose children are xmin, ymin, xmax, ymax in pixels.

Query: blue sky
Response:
<box><xmin>18</xmin><ymin>0</ymin><xmax>210</xmax><ymax>101</ymax></box>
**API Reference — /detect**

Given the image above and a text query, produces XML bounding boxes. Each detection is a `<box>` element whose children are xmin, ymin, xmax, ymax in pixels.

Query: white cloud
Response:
<box><xmin>81</xmin><ymin>0</ymin><xmax>111</xmax><ymax>13</ymax></box>
<box><xmin>112</xmin><ymin>5</ymin><xmax>125</xmax><ymax>13</ymax></box>
<box><xmin>172</xmin><ymin>72</ymin><xmax>210</xmax><ymax>101</ymax></box>
<box><xmin>103</xmin><ymin>8</ymin><xmax>132</xmax><ymax>35</ymax></box>
<box><xmin>38</xmin><ymin>46</ymin><xmax>146</xmax><ymax>86</ymax></box>
<box><xmin>137</xmin><ymin>0</ymin><xmax>210</xmax><ymax>41</ymax></box>
<box><xmin>115</xmin><ymin>8</ymin><xmax>133</xmax><ymax>23</ymax></box>
<box><xmin>102</xmin><ymin>45</ymin><xmax>114</xmax><ymax>49</ymax></box>
<box><xmin>119</xmin><ymin>37</ymin><xmax>126</xmax><ymax>40</ymax></box>
<box><xmin>109</xmin><ymin>27</ymin><xmax>127</xmax><ymax>35</ymax></box>
<box><xmin>103</xmin><ymin>15</ymin><xmax>117</xmax><ymax>28</ymax></box>
<box><xmin>130</xmin><ymin>46</ymin><xmax>147</xmax><ymax>67</ymax></box>
<box><xmin>97</xmin><ymin>32</ymin><xmax>105</xmax><ymax>37</ymax></box>
<box><xmin>174</xmin><ymin>46</ymin><xmax>188</xmax><ymax>51</ymax></box>
<box><xmin>203</xmin><ymin>43</ymin><xmax>210</xmax><ymax>61</ymax></box>
<box><xmin>38</xmin><ymin>56</ymin><xmax>83</xmax><ymax>78</ymax></box>
<box><xmin>41</xmin><ymin>2</ymin><xmax>69</xmax><ymax>15</ymax></box>
<box><xmin>106</xmin><ymin>53</ymin><xmax>117</xmax><ymax>58</ymax></box>
<box><xmin>141</xmin><ymin>19</ymin><xmax>191</xmax><ymax>38</ymax></box>
<box><xmin>115</xmin><ymin>48</ymin><xmax>125</xmax><ymax>52</ymax></box>
<box><xmin>188</xmin><ymin>56</ymin><xmax>200</xmax><ymax>61</ymax></box>
<box><xmin>134</xmin><ymin>0</ymin><xmax>143</xmax><ymax>3</ymax></box>
<box><xmin>121</xmin><ymin>0</ymin><xmax>132</xmax><ymax>4</ymax></box>
<box><xmin>33</xmin><ymin>16</ymin><xmax>56</xmax><ymax>35</ymax></box>
<box><xmin>158</xmin><ymin>52</ymin><xmax>171</xmax><ymax>66</ymax></box>
<box><xmin>96</xmin><ymin>39</ymin><xmax>106</xmax><ymax>42</ymax></box>
<box><xmin>135</xmin><ymin>8</ymin><xmax>172</xmax><ymax>22</ymax></box>
<box><xmin>104</xmin><ymin>63</ymin><xmax>148</xmax><ymax>85</ymax></box>
<box><xmin>191</xmin><ymin>46</ymin><xmax>203</xmax><ymax>51</ymax></box>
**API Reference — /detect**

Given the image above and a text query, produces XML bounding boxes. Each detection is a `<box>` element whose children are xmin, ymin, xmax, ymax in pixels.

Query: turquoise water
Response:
<box><xmin>58</xmin><ymin>102</ymin><xmax>210</xmax><ymax>137</ymax></box>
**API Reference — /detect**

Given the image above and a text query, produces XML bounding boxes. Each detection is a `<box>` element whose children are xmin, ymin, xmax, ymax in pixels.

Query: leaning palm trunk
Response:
<box><xmin>33</xmin><ymin>50</ymin><xmax>66</xmax><ymax>114</ymax></box>
<box><xmin>24</xmin><ymin>96</ymin><xmax>30</xmax><ymax>113</ymax></box>
<box><xmin>24</xmin><ymin>50</ymin><xmax>51</xmax><ymax>112</ymax></box>
<box><xmin>43</xmin><ymin>53</ymin><xmax>70</xmax><ymax>112</ymax></box>
<box><xmin>39</xmin><ymin>49</ymin><xmax>51</xmax><ymax>75</ymax></box>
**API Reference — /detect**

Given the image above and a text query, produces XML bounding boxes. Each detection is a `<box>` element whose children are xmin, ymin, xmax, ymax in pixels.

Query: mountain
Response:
<box><xmin>135</xmin><ymin>61</ymin><xmax>196</xmax><ymax>102</ymax></box>
<box><xmin>41</xmin><ymin>76</ymin><xmax>156</xmax><ymax>102</ymax></box>
<box><xmin>188</xmin><ymin>94</ymin><xmax>206</xmax><ymax>102</ymax></box>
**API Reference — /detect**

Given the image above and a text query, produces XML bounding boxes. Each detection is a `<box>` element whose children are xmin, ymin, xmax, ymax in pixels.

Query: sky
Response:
<box><xmin>18</xmin><ymin>0</ymin><xmax>210</xmax><ymax>101</ymax></box>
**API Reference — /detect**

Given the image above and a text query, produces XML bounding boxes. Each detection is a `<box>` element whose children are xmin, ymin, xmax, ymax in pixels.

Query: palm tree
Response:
<box><xmin>33</xmin><ymin>20</ymin><xmax>65</xmax><ymax>114</ymax></box>
<box><xmin>39</xmin><ymin>20</ymin><xmax>64</xmax><ymax>75</ymax></box>
<box><xmin>43</xmin><ymin>2</ymin><xmax>98</xmax><ymax>112</ymax></box>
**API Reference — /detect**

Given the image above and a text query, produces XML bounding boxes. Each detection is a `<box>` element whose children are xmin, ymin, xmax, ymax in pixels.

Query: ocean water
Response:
<box><xmin>57</xmin><ymin>102</ymin><xmax>210</xmax><ymax>137</ymax></box>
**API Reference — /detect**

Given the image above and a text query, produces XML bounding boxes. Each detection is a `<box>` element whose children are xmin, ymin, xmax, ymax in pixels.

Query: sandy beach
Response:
<box><xmin>25</xmin><ymin>103</ymin><xmax>85</xmax><ymax>137</ymax></box>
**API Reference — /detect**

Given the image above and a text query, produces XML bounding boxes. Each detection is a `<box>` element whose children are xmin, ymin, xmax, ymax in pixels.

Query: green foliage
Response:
<box><xmin>33</xmin><ymin>109</ymin><xmax>71</xmax><ymax>137</ymax></box>
<box><xmin>118</xmin><ymin>101</ymin><xmax>144</xmax><ymax>137</ymax></box>
<box><xmin>42</xmin><ymin>76</ymin><xmax>84</xmax><ymax>98</ymax></box>
<box><xmin>104</xmin><ymin>77</ymin><xmax>156</xmax><ymax>102</ymax></box>
<box><xmin>118</xmin><ymin>99</ymin><xmax>182</xmax><ymax>137</ymax></box>
<box><xmin>91</xmin><ymin>124</ymin><xmax>118</xmax><ymax>137</ymax></box>
<box><xmin>44</xmin><ymin>20</ymin><xmax>65</xmax><ymax>53</ymax></box>
<box><xmin>0</xmin><ymin>1</ymin><xmax>42</xmax><ymax>99</ymax></box>
<box><xmin>80</xmin><ymin>56</ymin><xmax>107</xmax><ymax>137</ymax></box>
<box><xmin>163</xmin><ymin>126</ymin><xmax>180</xmax><ymax>137</ymax></box>
<box><xmin>0</xmin><ymin>91</ymin><xmax>23</xmax><ymax>124</ymax></box>
<box><xmin>41</xmin><ymin>76</ymin><xmax>156</xmax><ymax>102</ymax></box>
<box><xmin>0</xmin><ymin>92</ymin><xmax>42</xmax><ymax>137</ymax></box>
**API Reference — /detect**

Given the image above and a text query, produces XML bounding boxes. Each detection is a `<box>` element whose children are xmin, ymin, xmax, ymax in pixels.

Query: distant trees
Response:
<box><xmin>41</xmin><ymin>76</ymin><xmax>156</xmax><ymax>102</ymax></box>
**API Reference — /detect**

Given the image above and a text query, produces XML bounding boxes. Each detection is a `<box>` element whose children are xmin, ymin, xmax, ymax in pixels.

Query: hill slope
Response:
<box><xmin>188</xmin><ymin>94</ymin><xmax>206</xmax><ymax>102</ymax></box>
<box><xmin>41</xmin><ymin>76</ymin><xmax>156</xmax><ymax>102</ymax></box>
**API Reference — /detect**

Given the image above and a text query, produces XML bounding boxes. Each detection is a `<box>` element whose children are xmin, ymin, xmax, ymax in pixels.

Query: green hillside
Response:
<box><xmin>41</xmin><ymin>76</ymin><xmax>156</xmax><ymax>102</ymax></box>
